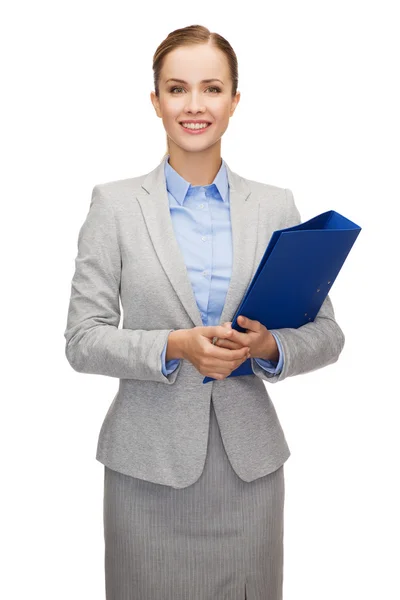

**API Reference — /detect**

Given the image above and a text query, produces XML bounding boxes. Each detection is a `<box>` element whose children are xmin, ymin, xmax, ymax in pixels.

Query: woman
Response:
<box><xmin>64</xmin><ymin>24</ymin><xmax>345</xmax><ymax>600</ymax></box>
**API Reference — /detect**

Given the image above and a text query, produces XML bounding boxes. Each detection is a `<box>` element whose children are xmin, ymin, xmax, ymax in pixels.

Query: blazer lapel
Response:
<box><xmin>135</xmin><ymin>156</ymin><xmax>260</xmax><ymax>328</ymax></box>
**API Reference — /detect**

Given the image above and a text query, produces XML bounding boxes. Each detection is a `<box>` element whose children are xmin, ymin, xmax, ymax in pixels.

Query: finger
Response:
<box><xmin>216</xmin><ymin>339</ymin><xmax>243</xmax><ymax>350</ymax></box>
<box><xmin>216</xmin><ymin>325</ymin><xmax>233</xmax><ymax>337</ymax></box>
<box><xmin>237</xmin><ymin>315</ymin><xmax>259</xmax><ymax>331</ymax></box>
<box><xmin>228</xmin><ymin>327</ymin><xmax>249</xmax><ymax>346</ymax></box>
<box><xmin>216</xmin><ymin>340</ymin><xmax>240</xmax><ymax>349</ymax></box>
<box><xmin>204</xmin><ymin>326</ymin><xmax>234</xmax><ymax>344</ymax></box>
<box><xmin>210</xmin><ymin>343</ymin><xmax>250</xmax><ymax>361</ymax></box>
<box><xmin>212</xmin><ymin>352</ymin><xmax>249</xmax><ymax>378</ymax></box>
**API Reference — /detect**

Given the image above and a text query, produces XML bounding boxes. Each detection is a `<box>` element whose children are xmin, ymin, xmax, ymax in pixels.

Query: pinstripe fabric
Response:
<box><xmin>103</xmin><ymin>399</ymin><xmax>285</xmax><ymax>600</ymax></box>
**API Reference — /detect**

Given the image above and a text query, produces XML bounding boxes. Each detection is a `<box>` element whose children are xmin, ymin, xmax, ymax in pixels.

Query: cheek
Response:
<box><xmin>213</xmin><ymin>105</ymin><xmax>232</xmax><ymax>123</ymax></box>
<box><xmin>162</xmin><ymin>105</ymin><xmax>176</xmax><ymax>119</ymax></box>
<box><xmin>160</xmin><ymin>100</ymin><xmax>180</xmax><ymax>118</ymax></box>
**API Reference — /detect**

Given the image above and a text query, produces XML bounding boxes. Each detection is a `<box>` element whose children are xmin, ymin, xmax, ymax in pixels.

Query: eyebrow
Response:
<box><xmin>165</xmin><ymin>78</ymin><xmax>224</xmax><ymax>85</ymax></box>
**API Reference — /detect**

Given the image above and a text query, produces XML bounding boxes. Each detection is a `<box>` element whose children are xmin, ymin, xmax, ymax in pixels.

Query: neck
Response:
<box><xmin>167</xmin><ymin>141</ymin><xmax>222</xmax><ymax>186</ymax></box>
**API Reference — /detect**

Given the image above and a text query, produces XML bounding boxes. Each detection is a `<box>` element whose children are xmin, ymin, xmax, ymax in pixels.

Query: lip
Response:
<box><xmin>179</xmin><ymin>122</ymin><xmax>212</xmax><ymax>135</ymax></box>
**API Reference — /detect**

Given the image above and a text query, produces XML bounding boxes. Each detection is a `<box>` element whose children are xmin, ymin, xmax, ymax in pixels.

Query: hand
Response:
<box><xmin>181</xmin><ymin>325</ymin><xmax>251</xmax><ymax>380</ymax></box>
<box><xmin>215</xmin><ymin>316</ymin><xmax>279</xmax><ymax>361</ymax></box>
<box><xmin>214</xmin><ymin>322</ymin><xmax>244</xmax><ymax>350</ymax></box>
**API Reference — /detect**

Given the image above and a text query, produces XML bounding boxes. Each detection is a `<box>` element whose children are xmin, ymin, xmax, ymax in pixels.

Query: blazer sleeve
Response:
<box><xmin>63</xmin><ymin>185</ymin><xmax>182</xmax><ymax>383</ymax></box>
<box><xmin>251</xmin><ymin>188</ymin><xmax>345</xmax><ymax>383</ymax></box>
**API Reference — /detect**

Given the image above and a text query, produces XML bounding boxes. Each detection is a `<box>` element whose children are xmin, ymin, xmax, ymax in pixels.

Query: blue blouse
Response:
<box><xmin>160</xmin><ymin>155</ymin><xmax>284</xmax><ymax>377</ymax></box>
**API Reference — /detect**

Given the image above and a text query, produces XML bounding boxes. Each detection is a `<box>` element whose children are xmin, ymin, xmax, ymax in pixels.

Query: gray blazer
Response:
<box><xmin>64</xmin><ymin>155</ymin><xmax>345</xmax><ymax>489</ymax></box>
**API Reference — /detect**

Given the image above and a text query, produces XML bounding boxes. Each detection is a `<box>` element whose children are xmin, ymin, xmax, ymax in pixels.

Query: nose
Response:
<box><xmin>184</xmin><ymin>90</ymin><xmax>206</xmax><ymax>114</ymax></box>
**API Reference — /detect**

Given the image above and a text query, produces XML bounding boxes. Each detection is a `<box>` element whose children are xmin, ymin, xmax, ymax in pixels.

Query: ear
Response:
<box><xmin>230</xmin><ymin>91</ymin><xmax>241</xmax><ymax>117</ymax></box>
<box><xmin>150</xmin><ymin>91</ymin><xmax>162</xmax><ymax>118</ymax></box>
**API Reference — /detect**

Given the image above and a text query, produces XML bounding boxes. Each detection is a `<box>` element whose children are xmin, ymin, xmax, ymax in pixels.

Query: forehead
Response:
<box><xmin>161</xmin><ymin>44</ymin><xmax>229</xmax><ymax>82</ymax></box>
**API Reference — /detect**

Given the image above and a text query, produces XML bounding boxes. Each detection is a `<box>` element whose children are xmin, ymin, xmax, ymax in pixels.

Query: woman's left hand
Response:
<box><xmin>215</xmin><ymin>316</ymin><xmax>278</xmax><ymax>361</ymax></box>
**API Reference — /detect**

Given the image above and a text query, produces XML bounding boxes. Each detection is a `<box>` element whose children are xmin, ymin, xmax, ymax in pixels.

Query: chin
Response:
<box><xmin>170</xmin><ymin>137</ymin><xmax>213</xmax><ymax>152</ymax></box>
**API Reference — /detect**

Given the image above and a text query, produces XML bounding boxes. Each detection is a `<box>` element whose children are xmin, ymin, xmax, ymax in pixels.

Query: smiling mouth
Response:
<box><xmin>179</xmin><ymin>122</ymin><xmax>212</xmax><ymax>132</ymax></box>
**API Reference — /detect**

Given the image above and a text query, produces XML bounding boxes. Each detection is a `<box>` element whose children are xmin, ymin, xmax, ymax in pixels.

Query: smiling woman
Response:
<box><xmin>149</xmin><ymin>28</ymin><xmax>241</xmax><ymax>183</ymax></box>
<box><xmin>64</xmin><ymin>22</ymin><xmax>346</xmax><ymax>600</ymax></box>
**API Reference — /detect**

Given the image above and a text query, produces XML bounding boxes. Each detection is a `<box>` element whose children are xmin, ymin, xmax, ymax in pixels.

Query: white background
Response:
<box><xmin>2</xmin><ymin>1</ymin><xmax>399</xmax><ymax>598</ymax></box>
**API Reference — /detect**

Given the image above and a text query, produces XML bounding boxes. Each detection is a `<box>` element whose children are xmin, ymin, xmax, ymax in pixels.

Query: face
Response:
<box><xmin>150</xmin><ymin>44</ymin><xmax>240</xmax><ymax>154</ymax></box>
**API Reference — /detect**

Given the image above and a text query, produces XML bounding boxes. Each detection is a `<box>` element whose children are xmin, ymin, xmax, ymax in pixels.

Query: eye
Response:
<box><xmin>169</xmin><ymin>86</ymin><xmax>221</xmax><ymax>94</ymax></box>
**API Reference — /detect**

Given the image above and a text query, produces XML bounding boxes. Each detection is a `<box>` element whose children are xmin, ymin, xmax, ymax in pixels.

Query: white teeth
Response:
<box><xmin>181</xmin><ymin>122</ymin><xmax>210</xmax><ymax>130</ymax></box>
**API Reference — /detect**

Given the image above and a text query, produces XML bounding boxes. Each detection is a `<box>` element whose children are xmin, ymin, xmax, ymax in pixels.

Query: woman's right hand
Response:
<box><xmin>181</xmin><ymin>326</ymin><xmax>251</xmax><ymax>380</ymax></box>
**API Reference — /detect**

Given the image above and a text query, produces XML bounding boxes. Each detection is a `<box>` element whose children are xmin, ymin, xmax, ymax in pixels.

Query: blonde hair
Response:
<box><xmin>152</xmin><ymin>24</ymin><xmax>239</xmax><ymax>160</ymax></box>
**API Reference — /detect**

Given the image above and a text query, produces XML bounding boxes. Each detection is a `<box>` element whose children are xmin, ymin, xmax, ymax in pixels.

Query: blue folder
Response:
<box><xmin>203</xmin><ymin>210</ymin><xmax>361</xmax><ymax>383</ymax></box>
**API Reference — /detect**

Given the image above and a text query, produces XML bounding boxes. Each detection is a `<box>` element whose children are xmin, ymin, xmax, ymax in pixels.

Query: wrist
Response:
<box><xmin>166</xmin><ymin>329</ymin><xmax>189</xmax><ymax>361</ymax></box>
<box><xmin>257</xmin><ymin>332</ymin><xmax>279</xmax><ymax>361</ymax></box>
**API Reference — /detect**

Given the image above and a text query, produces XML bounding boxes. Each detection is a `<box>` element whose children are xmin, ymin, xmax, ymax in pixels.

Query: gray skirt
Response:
<box><xmin>103</xmin><ymin>399</ymin><xmax>285</xmax><ymax>600</ymax></box>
